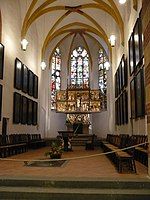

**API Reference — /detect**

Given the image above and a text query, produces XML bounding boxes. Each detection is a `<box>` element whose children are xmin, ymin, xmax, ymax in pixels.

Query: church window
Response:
<box><xmin>98</xmin><ymin>48</ymin><xmax>108</xmax><ymax>95</ymax></box>
<box><xmin>51</xmin><ymin>47</ymin><xmax>61</xmax><ymax>110</ymax></box>
<box><xmin>70</xmin><ymin>46</ymin><xmax>89</xmax><ymax>88</ymax></box>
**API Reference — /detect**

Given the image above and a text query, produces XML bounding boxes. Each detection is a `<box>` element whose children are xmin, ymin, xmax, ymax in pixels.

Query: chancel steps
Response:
<box><xmin>0</xmin><ymin>178</ymin><xmax>150</xmax><ymax>200</ymax></box>
<box><xmin>71</xmin><ymin>134</ymin><xmax>96</xmax><ymax>146</ymax></box>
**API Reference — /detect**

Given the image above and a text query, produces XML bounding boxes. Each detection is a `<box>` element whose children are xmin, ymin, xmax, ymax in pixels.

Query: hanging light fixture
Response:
<box><xmin>40</xmin><ymin>61</ymin><xmax>47</xmax><ymax>70</ymax></box>
<box><xmin>109</xmin><ymin>35</ymin><xmax>116</xmax><ymax>47</ymax></box>
<box><xmin>119</xmin><ymin>0</ymin><xmax>126</xmax><ymax>4</ymax></box>
<box><xmin>21</xmin><ymin>39</ymin><xmax>28</xmax><ymax>51</ymax></box>
<box><xmin>104</xmin><ymin>61</ymin><xmax>110</xmax><ymax>70</ymax></box>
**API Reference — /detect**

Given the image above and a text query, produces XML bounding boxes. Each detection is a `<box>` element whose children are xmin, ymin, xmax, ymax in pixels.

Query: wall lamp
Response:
<box><xmin>40</xmin><ymin>61</ymin><xmax>47</xmax><ymax>70</ymax></box>
<box><xmin>109</xmin><ymin>35</ymin><xmax>116</xmax><ymax>47</ymax></box>
<box><xmin>21</xmin><ymin>39</ymin><xmax>28</xmax><ymax>51</ymax></box>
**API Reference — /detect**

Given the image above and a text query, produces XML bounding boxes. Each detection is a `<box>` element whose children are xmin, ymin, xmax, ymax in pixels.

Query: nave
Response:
<box><xmin>0</xmin><ymin>0</ymin><xmax>150</xmax><ymax>199</ymax></box>
<box><xmin>0</xmin><ymin>146</ymin><xmax>147</xmax><ymax>178</ymax></box>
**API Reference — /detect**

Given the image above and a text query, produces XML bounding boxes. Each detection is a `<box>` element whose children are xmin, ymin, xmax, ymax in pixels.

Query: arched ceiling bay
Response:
<box><xmin>48</xmin><ymin>31</ymin><xmax>108</xmax><ymax>73</ymax></box>
<box><xmin>20</xmin><ymin>0</ymin><xmax>136</xmax><ymax>64</ymax></box>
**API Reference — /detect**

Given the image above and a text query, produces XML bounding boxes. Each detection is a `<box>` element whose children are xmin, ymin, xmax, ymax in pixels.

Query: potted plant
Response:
<box><xmin>45</xmin><ymin>141</ymin><xmax>63</xmax><ymax>159</ymax></box>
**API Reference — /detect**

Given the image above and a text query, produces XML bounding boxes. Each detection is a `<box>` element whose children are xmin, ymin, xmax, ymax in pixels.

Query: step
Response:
<box><xmin>0</xmin><ymin>186</ymin><xmax>150</xmax><ymax>200</ymax></box>
<box><xmin>0</xmin><ymin>178</ymin><xmax>150</xmax><ymax>189</ymax></box>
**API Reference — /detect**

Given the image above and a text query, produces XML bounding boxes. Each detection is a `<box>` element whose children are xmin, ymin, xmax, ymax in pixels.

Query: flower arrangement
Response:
<box><xmin>45</xmin><ymin>141</ymin><xmax>63</xmax><ymax>159</ymax></box>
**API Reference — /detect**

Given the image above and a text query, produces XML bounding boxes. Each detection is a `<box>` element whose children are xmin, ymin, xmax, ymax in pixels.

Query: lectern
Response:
<box><xmin>58</xmin><ymin>130</ymin><xmax>74</xmax><ymax>151</ymax></box>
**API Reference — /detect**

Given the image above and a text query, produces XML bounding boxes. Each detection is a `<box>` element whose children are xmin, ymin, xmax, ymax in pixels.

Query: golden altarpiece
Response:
<box><xmin>56</xmin><ymin>86</ymin><xmax>107</xmax><ymax>134</ymax></box>
<box><xmin>52</xmin><ymin>46</ymin><xmax>108</xmax><ymax>134</ymax></box>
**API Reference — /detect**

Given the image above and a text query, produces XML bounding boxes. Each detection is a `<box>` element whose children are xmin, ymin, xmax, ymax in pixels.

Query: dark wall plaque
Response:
<box><xmin>32</xmin><ymin>101</ymin><xmax>38</xmax><ymax>125</ymax></box>
<box><xmin>27</xmin><ymin>98</ymin><xmax>33</xmax><ymax>125</ymax></box>
<box><xmin>128</xmin><ymin>33</ymin><xmax>135</xmax><ymax>75</ymax></box>
<box><xmin>33</xmin><ymin>74</ymin><xmax>38</xmax><ymax>99</ymax></box>
<box><xmin>14</xmin><ymin>58</ymin><xmax>22</xmax><ymax>90</ymax></box>
<box><xmin>123</xmin><ymin>91</ymin><xmax>128</xmax><ymax>124</ymax></box>
<box><xmin>135</xmin><ymin>68</ymin><xmax>145</xmax><ymax>118</ymax></box>
<box><xmin>130</xmin><ymin>78</ymin><xmax>136</xmax><ymax>119</ymax></box>
<box><xmin>133</xmin><ymin>19</ymin><xmax>140</xmax><ymax>67</ymax></box>
<box><xmin>22</xmin><ymin>64</ymin><xmax>28</xmax><ymax>93</ymax></box>
<box><xmin>13</xmin><ymin>92</ymin><xmax>21</xmax><ymax>123</ymax></box>
<box><xmin>0</xmin><ymin>84</ymin><xmax>3</xmax><ymax>120</ymax></box>
<box><xmin>28</xmin><ymin>70</ymin><xmax>34</xmax><ymax>96</ymax></box>
<box><xmin>0</xmin><ymin>43</ymin><xmax>4</xmax><ymax>79</ymax></box>
<box><xmin>21</xmin><ymin>96</ymin><xmax>28</xmax><ymax>124</ymax></box>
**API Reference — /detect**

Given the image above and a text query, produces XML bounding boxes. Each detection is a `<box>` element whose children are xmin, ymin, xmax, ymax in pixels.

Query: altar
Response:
<box><xmin>66</xmin><ymin>123</ymin><xmax>89</xmax><ymax>134</ymax></box>
<box><xmin>66</xmin><ymin>114</ymin><xmax>90</xmax><ymax>134</ymax></box>
<box><xmin>58</xmin><ymin>130</ymin><xmax>74</xmax><ymax>151</ymax></box>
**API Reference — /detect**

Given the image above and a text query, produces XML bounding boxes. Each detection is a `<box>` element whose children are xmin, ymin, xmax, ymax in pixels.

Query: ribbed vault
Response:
<box><xmin>20</xmin><ymin>0</ymin><xmax>139</xmax><ymax>66</ymax></box>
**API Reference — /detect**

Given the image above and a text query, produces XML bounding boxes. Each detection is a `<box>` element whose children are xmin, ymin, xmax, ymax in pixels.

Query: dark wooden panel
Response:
<box><xmin>22</xmin><ymin>64</ymin><xmax>28</xmax><ymax>93</ymax></box>
<box><xmin>0</xmin><ymin>43</ymin><xmax>4</xmax><ymax>79</ymax></box>
<box><xmin>135</xmin><ymin>68</ymin><xmax>145</xmax><ymax>118</ymax></box>
<box><xmin>33</xmin><ymin>74</ymin><xmax>38</xmax><ymax>99</ymax></box>
<box><xmin>128</xmin><ymin>33</ymin><xmax>135</xmax><ymax>75</ymax></box>
<box><xmin>28</xmin><ymin>70</ymin><xmax>34</xmax><ymax>96</ymax></box>
<box><xmin>0</xmin><ymin>84</ymin><xmax>3</xmax><ymax>120</ymax></box>
<box><xmin>21</xmin><ymin>96</ymin><xmax>28</xmax><ymax>124</ymax></box>
<box><xmin>130</xmin><ymin>78</ymin><xmax>136</xmax><ymax>119</ymax></box>
<box><xmin>13</xmin><ymin>92</ymin><xmax>21</xmax><ymax>124</ymax></box>
<box><xmin>32</xmin><ymin>101</ymin><xmax>38</xmax><ymax>125</ymax></box>
<box><xmin>14</xmin><ymin>58</ymin><xmax>22</xmax><ymax>90</ymax></box>
<box><xmin>27</xmin><ymin>98</ymin><xmax>33</xmax><ymax>125</ymax></box>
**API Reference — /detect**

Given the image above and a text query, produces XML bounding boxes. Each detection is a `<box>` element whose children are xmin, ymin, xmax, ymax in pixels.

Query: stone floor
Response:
<box><xmin>0</xmin><ymin>146</ymin><xmax>148</xmax><ymax>179</ymax></box>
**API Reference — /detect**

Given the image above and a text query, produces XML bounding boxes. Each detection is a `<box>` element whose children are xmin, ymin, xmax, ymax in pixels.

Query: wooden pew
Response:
<box><xmin>28</xmin><ymin>134</ymin><xmax>46</xmax><ymax>149</ymax></box>
<box><xmin>102</xmin><ymin>134</ymin><xmax>136</xmax><ymax>173</ymax></box>
<box><xmin>0</xmin><ymin>134</ymin><xmax>28</xmax><ymax>158</ymax></box>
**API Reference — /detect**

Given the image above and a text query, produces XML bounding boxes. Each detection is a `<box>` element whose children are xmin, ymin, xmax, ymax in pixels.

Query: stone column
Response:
<box><xmin>142</xmin><ymin>0</ymin><xmax>150</xmax><ymax>175</ymax></box>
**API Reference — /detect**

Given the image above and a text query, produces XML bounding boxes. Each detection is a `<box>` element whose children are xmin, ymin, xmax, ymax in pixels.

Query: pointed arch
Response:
<box><xmin>42</xmin><ymin>28</ymin><xmax>112</xmax><ymax>62</ymax></box>
<box><xmin>21</xmin><ymin>0</ymin><xmax>38</xmax><ymax>38</ymax></box>
<box><xmin>67</xmin><ymin>33</ymin><xmax>77</xmax><ymax>75</ymax></box>
<box><xmin>47</xmin><ymin>10</ymin><xmax>72</xmax><ymax>38</ymax></box>
<box><xmin>49</xmin><ymin>32</ymin><xmax>110</xmax><ymax>69</ymax></box>
<box><xmin>49</xmin><ymin>32</ymin><xmax>74</xmax><ymax>66</ymax></box>
<box><xmin>21</xmin><ymin>1</ymin><xmax>124</xmax><ymax>44</ymax></box>
<box><xmin>83</xmin><ymin>32</ymin><xmax>109</xmax><ymax>60</ymax></box>
<box><xmin>70</xmin><ymin>46</ymin><xmax>90</xmax><ymax>88</ymax></box>
<box><xmin>42</xmin><ymin>22</ymin><xmax>110</xmax><ymax>59</ymax></box>
<box><xmin>79</xmin><ymin>33</ymin><xmax>93</xmax><ymax>68</ymax></box>
<box><xmin>39</xmin><ymin>9</ymin><xmax>108</xmax><ymax>48</ymax></box>
<box><xmin>133</xmin><ymin>0</ymin><xmax>138</xmax><ymax>10</ymax></box>
<box><xmin>66</xmin><ymin>33</ymin><xmax>93</xmax><ymax>75</ymax></box>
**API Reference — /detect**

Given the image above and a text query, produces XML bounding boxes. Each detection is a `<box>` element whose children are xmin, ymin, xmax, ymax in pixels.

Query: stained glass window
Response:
<box><xmin>70</xmin><ymin>46</ymin><xmax>89</xmax><ymax>88</ymax></box>
<box><xmin>98</xmin><ymin>48</ymin><xmax>108</xmax><ymax>95</ymax></box>
<box><xmin>98</xmin><ymin>48</ymin><xmax>109</xmax><ymax>109</ymax></box>
<box><xmin>51</xmin><ymin>47</ymin><xmax>61</xmax><ymax>110</ymax></box>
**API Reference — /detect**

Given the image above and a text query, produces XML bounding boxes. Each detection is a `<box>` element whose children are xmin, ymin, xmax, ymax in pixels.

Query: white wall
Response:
<box><xmin>0</xmin><ymin>0</ymin><xmax>42</xmax><ymax>134</ymax></box>
<box><xmin>112</xmin><ymin>0</ymin><xmax>146</xmax><ymax>136</ymax></box>
<box><xmin>0</xmin><ymin>0</ymin><xmax>145</xmax><ymax>139</ymax></box>
<box><xmin>92</xmin><ymin>112</ymin><xmax>109</xmax><ymax>138</ymax></box>
<box><xmin>45</xmin><ymin>32</ymin><xmax>111</xmax><ymax>138</ymax></box>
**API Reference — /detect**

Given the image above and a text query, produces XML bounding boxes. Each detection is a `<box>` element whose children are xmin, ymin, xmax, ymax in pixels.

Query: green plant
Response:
<box><xmin>45</xmin><ymin>141</ymin><xmax>63</xmax><ymax>159</ymax></box>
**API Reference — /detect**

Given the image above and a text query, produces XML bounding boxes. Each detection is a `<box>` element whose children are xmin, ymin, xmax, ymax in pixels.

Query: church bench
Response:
<box><xmin>0</xmin><ymin>143</ymin><xmax>27</xmax><ymax>157</ymax></box>
<box><xmin>116</xmin><ymin>151</ymin><xmax>136</xmax><ymax>173</ymax></box>
<box><xmin>102</xmin><ymin>134</ymin><xmax>136</xmax><ymax>173</ymax></box>
<box><xmin>126</xmin><ymin>135</ymin><xmax>148</xmax><ymax>167</ymax></box>
<box><xmin>28</xmin><ymin>134</ymin><xmax>46</xmax><ymax>149</ymax></box>
<box><xmin>134</xmin><ymin>147</ymin><xmax>148</xmax><ymax>166</ymax></box>
<box><xmin>0</xmin><ymin>133</ymin><xmax>45</xmax><ymax>158</ymax></box>
<box><xmin>0</xmin><ymin>134</ymin><xmax>28</xmax><ymax>158</ymax></box>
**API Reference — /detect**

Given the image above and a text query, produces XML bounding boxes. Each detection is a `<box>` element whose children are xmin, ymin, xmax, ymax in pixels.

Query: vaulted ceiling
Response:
<box><xmin>20</xmin><ymin>0</ymin><xmax>138</xmax><ymax>64</ymax></box>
